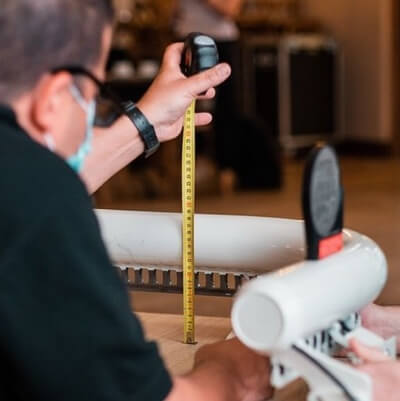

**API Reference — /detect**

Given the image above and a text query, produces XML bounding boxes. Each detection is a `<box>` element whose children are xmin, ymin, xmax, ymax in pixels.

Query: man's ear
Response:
<box><xmin>30</xmin><ymin>72</ymin><xmax>73</xmax><ymax>133</ymax></box>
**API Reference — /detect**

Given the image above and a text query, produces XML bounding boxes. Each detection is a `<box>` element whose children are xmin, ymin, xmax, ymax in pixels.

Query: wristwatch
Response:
<box><xmin>122</xmin><ymin>101</ymin><xmax>160</xmax><ymax>158</ymax></box>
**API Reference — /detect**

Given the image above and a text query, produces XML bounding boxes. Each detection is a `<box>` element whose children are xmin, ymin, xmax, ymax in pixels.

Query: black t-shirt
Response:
<box><xmin>0</xmin><ymin>105</ymin><xmax>172</xmax><ymax>401</ymax></box>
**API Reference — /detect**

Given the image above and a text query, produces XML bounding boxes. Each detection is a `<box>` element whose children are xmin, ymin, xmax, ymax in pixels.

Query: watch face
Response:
<box><xmin>309</xmin><ymin>146</ymin><xmax>341</xmax><ymax>237</ymax></box>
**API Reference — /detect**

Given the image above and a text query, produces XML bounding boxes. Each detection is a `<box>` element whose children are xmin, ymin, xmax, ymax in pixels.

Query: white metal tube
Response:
<box><xmin>96</xmin><ymin>209</ymin><xmax>308</xmax><ymax>274</ymax></box>
<box><xmin>231</xmin><ymin>230</ymin><xmax>387</xmax><ymax>352</ymax></box>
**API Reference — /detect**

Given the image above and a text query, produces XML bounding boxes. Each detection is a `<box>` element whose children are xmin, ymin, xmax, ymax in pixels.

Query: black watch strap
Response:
<box><xmin>122</xmin><ymin>101</ymin><xmax>160</xmax><ymax>158</ymax></box>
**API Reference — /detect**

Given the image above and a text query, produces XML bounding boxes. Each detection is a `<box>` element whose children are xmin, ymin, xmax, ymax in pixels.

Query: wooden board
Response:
<box><xmin>139</xmin><ymin>312</ymin><xmax>232</xmax><ymax>375</ymax></box>
<box><xmin>139</xmin><ymin>312</ymin><xmax>308</xmax><ymax>401</ymax></box>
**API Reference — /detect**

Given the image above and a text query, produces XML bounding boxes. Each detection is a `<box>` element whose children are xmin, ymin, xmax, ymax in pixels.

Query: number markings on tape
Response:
<box><xmin>182</xmin><ymin>100</ymin><xmax>196</xmax><ymax>344</ymax></box>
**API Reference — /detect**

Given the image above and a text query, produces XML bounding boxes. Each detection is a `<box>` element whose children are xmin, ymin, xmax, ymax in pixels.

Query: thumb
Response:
<box><xmin>349</xmin><ymin>339</ymin><xmax>391</xmax><ymax>363</ymax></box>
<box><xmin>185</xmin><ymin>63</ymin><xmax>231</xmax><ymax>98</ymax></box>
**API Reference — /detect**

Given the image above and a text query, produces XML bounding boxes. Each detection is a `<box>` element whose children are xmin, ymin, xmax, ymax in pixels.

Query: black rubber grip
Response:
<box><xmin>181</xmin><ymin>33</ymin><xmax>219</xmax><ymax>77</ymax></box>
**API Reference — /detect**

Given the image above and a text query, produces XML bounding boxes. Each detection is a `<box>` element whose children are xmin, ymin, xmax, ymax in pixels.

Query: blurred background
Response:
<box><xmin>96</xmin><ymin>0</ymin><xmax>400</xmax><ymax>312</ymax></box>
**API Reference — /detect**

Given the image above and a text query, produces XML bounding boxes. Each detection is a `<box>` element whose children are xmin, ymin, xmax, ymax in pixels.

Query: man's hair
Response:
<box><xmin>0</xmin><ymin>0</ymin><xmax>114</xmax><ymax>102</ymax></box>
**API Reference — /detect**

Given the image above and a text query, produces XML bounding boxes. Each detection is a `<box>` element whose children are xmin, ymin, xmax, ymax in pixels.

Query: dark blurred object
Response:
<box><xmin>241</xmin><ymin>34</ymin><xmax>341</xmax><ymax>153</ymax></box>
<box><xmin>214</xmin><ymin>41</ymin><xmax>242</xmax><ymax>167</ymax></box>
<box><xmin>94</xmin><ymin>78</ymin><xmax>152</xmax><ymax>128</ymax></box>
<box><xmin>240</xmin><ymin>0</ymin><xmax>299</xmax><ymax>24</ymax></box>
<box><xmin>213</xmin><ymin>39</ymin><xmax>283</xmax><ymax>191</ymax></box>
<box><xmin>229</xmin><ymin>115</ymin><xmax>282</xmax><ymax>190</ymax></box>
<box><xmin>107</xmin><ymin>78</ymin><xmax>152</xmax><ymax>102</ymax></box>
<box><xmin>241</xmin><ymin>36</ymin><xmax>280</xmax><ymax>137</ymax></box>
<box><xmin>279</xmin><ymin>35</ymin><xmax>342</xmax><ymax>151</ymax></box>
<box><xmin>112</xmin><ymin>0</ymin><xmax>176</xmax><ymax>61</ymax></box>
<box><xmin>237</xmin><ymin>0</ymin><xmax>321</xmax><ymax>34</ymax></box>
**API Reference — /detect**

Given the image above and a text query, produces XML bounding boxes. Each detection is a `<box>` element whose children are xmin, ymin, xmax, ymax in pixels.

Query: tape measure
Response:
<box><xmin>181</xmin><ymin>33</ymin><xmax>219</xmax><ymax>344</ymax></box>
<box><xmin>182</xmin><ymin>100</ymin><xmax>196</xmax><ymax>344</ymax></box>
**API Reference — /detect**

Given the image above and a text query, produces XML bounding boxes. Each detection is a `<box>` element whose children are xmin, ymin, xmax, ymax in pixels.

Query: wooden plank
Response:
<box><xmin>139</xmin><ymin>312</ymin><xmax>232</xmax><ymax>375</ymax></box>
<box><xmin>138</xmin><ymin>312</ymin><xmax>307</xmax><ymax>400</ymax></box>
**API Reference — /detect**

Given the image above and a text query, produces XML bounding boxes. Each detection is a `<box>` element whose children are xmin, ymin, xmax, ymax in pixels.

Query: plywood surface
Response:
<box><xmin>138</xmin><ymin>312</ymin><xmax>308</xmax><ymax>401</ymax></box>
<box><xmin>139</xmin><ymin>312</ymin><xmax>232</xmax><ymax>375</ymax></box>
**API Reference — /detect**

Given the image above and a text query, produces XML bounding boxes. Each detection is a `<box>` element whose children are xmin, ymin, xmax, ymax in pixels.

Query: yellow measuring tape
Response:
<box><xmin>182</xmin><ymin>100</ymin><xmax>196</xmax><ymax>344</ymax></box>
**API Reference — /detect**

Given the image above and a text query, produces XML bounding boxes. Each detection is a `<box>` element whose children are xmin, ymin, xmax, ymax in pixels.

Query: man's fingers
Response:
<box><xmin>187</xmin><ymin>63</ymin><xmax>231</xmax><ymax>97</ymax></box>
<box><xmin>197</xmin><ymin>88</ymin><xmax>216</xmax><ymax>100</ymax></box>
<box><xmin>349</xmin><ymin>339</ymin><xmax>391</xmax><ymax>363</ymax></box>
<box><xmin>162</xmin><ymin>42</ymin><xmax>185</xmax><ymax>70</ymax></box>
<box><xmin>195</xmin><ymin>113</ymin><xmax>212</xmax><ymax>126</ymax></box>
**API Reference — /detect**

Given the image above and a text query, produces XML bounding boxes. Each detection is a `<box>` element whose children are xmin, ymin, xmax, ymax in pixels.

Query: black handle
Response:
<box><xmin>181</xmin><ymin>33</ymin><xmax>219</xmax><ymax>77</ymax></box>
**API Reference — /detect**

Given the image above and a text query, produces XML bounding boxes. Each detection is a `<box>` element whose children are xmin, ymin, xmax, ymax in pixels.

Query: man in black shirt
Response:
<box><xmin>0</xmin><ymin>1</ymin><xmax>272</xmax><ymax>400</ymax></box>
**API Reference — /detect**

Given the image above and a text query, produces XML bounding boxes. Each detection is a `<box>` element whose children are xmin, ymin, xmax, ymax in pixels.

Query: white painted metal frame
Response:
<box><xmin>97</xmin><ymin>209</ymin><xmax>307</xmax><ymax>274</ymax></box>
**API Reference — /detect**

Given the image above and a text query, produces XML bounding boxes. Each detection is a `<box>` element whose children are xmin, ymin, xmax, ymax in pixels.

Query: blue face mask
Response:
<box><xmin>67</xmin><ymin>85</ymin><xmax>96</xmax><ymax>173</ymax></box>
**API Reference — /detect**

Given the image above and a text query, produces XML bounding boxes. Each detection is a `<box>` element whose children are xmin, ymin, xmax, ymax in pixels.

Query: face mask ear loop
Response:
<box><xmin>69</xmin><ymin>84</ymin><xmax>89</xmax><ymax>112</ymax></box>
<box><xmin>66</xmin><ymin>92</ymin><xmax>96</xmax><ymax>174</ymax></box>
<box><xmin>43</xmin><ymin>133</ymin><xmax>56</xmax><ymax>152</ymax></box>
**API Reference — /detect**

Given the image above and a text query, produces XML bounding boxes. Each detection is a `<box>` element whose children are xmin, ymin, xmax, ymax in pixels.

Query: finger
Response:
<box><xmin>355</xmin><ymin>364</ymin><xmax>375</xmax><ymax>376</ymax></box>
<box><xmin>197</xmin><ymin>88</ymin><xmax>216</xmax><ymax>100</ymax></box>
<box><xmin>349</xmin><ymin>339</ymin><xmax>391</xmax><ymax>363</ymax></box>
<box><xmin>186</xmin><ymin>63</ymin><xmax>231</xmax><ymax>98</ymax></box>
<box><xmin>195</xmin><ymin>112</ymin><xmax>213</xmax><ymax>126</ymax></box>
<box><xmin>162</xmin><ymin>42</ymin><xmax>185</xmax><ymax>70</ymax></box>
<box><xmin>360</xmin><ymin>303</ymin><xmax>378</xmax><ymax>323</ymax></box>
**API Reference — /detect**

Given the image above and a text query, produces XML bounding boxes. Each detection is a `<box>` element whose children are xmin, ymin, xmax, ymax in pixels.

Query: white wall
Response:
<box><xmin>301</xmin><ymin>0</ymin><xmax>394</xmax><ymax>142</ymax></box>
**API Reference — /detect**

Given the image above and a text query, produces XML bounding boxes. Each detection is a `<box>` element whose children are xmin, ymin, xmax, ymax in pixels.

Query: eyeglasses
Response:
<box><xmin>51</xmin><ymin>65</ymin><xmax>126</xmax><ymax>127</ymax></box>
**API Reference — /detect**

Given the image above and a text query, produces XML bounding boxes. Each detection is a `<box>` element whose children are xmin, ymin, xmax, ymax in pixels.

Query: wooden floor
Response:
<box><xmin>97</xmin><ymin>156</ymin><xmax>400</xmax><ymax>314</ymax></box>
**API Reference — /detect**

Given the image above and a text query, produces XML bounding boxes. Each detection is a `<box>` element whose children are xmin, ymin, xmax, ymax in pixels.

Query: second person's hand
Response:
<box><xmin>349</xmin><ymin>339</ymin><xmax>400</xmax><ymax>401</ymax></box>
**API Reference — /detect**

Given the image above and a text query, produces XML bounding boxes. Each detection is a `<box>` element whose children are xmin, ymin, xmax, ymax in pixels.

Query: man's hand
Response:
<box><xmin>83</xmin><ymin>43</ymin><xmax>230</xmax><ymax>194</ymax></box>
<box><xmin>166</xmin><ymin>338</ymin><xmax>273</xmax><ymax>401</ymax></box>
<box><xmin>194</xmin><ymin>338</ymin><xmax>273</xmax><ymax>401</ymax></box>
<box><xmin>137</xmin><ymin>43</ymin><xmax>231</xmax><ymax>143</ymax></box>
<box><xmin>349</xmin><ymin>339</ymin><xmax>400</xmax><ymax>401</ymax></box>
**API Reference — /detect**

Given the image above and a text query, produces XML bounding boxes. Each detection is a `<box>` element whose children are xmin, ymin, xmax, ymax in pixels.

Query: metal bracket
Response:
<box><xmin>117</xmin><ymin>266</ymin><xmax>256</xmax><ymax>297</ymax></box>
